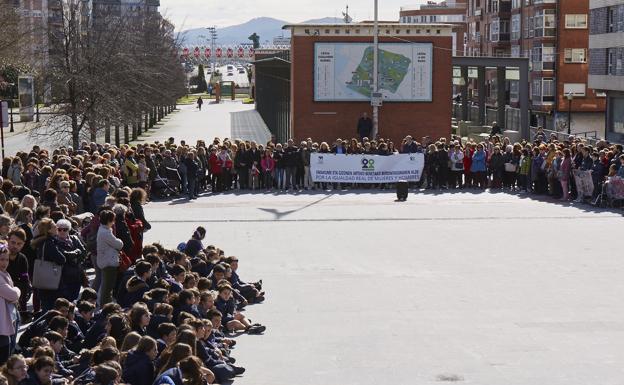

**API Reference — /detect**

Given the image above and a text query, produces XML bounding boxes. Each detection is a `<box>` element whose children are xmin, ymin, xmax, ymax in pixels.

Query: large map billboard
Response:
<box><xmin>314</xmin><ymin>42</ymin><xmax>433</xmax><ymax>102</ymax></box>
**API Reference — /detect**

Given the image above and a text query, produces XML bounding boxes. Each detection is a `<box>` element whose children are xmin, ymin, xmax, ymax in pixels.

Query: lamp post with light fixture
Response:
<box><xmin>566</xmin><ymin>92</ymin><xmax>573</xmax><ymax>135</ymax></box>
<box><xmin>372</xmin><ymin>0</ymin><xmax>379</xmax><ymax>139</ymax></box>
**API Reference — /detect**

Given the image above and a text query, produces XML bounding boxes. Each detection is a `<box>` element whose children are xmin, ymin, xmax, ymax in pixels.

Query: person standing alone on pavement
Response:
<box><xmin>357</xmin><ymin>112</ymin><xmax>372</xmax><ymax>142</ymax></box>
<box><xmin>197</xmin><ymin>97</ymin><xmax>204</xmax><ymax>111</ymax></box>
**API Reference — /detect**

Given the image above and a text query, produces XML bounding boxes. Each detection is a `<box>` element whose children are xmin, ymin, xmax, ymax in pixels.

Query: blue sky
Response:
<box><xmin>159</xmin><ymin>0</ymin><xmax>428</xmax><ymax>30</ymax></box>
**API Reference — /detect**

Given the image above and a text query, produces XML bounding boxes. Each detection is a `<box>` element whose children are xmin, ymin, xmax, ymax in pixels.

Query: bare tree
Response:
<box><xmin>0</xmin><ymin>1</ymin><xmax>22</xmax><ymax>65</ymax></box>
<box><xmin>30</xmin><ymin>0</ymin><xmax>186</xmax><ymax>149</ymax></box>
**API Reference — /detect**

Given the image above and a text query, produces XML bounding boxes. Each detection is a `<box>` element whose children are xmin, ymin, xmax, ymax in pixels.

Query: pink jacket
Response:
<box><xmin>261</xmin><ymin>157</ymin><xmax>275</xmax><ymax>172</ymax></box>
<box><xmin>0</xmin><ymin>270</ymin><xmax>20</xmax><ymax>336</ymax></box>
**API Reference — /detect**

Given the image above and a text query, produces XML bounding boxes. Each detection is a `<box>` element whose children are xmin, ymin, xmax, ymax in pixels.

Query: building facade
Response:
<box><xmin>11</xmin><ymin>0</ymin><xmax>50</xmax><ymax>72</ymax></box>
<box><xmin>399</xmin><ymin>0</ymin><xmax>467</xmax><ymax>56</ymax></box>
<box><xmin>285</xmin><ymin>23</ymin><xmax>453</xmax><ymax>144</ymax></box>
<box><xmin>464</xmin><ymin>0</ymin><xmax>604</xmax><ymax>135</ymax></box>
<box><xmin>589</xmin><ymin>0</ymin><xmax>624</xmax><ymax>143</ymax></box>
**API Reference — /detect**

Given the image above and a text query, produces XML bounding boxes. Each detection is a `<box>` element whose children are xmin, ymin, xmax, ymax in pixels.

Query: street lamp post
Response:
<box><xmin>372</xmin><ymin>0</ymin><xmax>379</xmax><ymax>139</ymax></box>
<box><xmin>566</xmin><ymin>92</ymin><xmax>573</xmax><ymax>135</ymax></box>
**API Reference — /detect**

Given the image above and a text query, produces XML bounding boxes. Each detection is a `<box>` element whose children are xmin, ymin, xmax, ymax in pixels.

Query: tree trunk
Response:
<box><xmin>71</xmin><ymin>113</ymin><xmax>80</xmax><ymax>150</ymax></box>
<box><xmin>90</xmin><ymin>119</ymin><xmax>97</xmax><ymax>142</ymax></box>
<box><xmin>124</xmin><ymin>124</ymin><xmax>129</xmax><ymax>144</ymax></box>
<box><xmin>115</xmin><ymin>125</ymin><xmax>120</xmax><ymax>147</ymax></box>
<box><xmin>144</xmin><ymin>113</ymin><xmax>148</xmax><ymax>132</ymax></box>
<box><xmin>105</xmin><ymin>120</ymin><xmax>111</xmax><ymax>143</ymax></box>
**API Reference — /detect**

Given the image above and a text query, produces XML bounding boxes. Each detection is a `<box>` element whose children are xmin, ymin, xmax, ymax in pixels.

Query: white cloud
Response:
<box><xmin>159</xmin><ymin>0</ymin><xmax>429</xmax><ymax>30</ymax></box>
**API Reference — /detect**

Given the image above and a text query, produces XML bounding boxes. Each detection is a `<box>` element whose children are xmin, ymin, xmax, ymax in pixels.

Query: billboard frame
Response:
<box><xmin>313</xmin><ymin>42</ymin><xmax>433</xmax><ymax>103</ymax></box>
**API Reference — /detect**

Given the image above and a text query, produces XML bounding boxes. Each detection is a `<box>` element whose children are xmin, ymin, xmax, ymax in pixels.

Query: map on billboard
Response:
<box><xmin>314</xmin><ymin>43</ymin><xmax>433</xmax><ymax>102</ymax></box>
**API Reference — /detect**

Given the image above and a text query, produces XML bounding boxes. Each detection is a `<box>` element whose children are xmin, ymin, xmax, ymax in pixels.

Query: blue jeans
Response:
<box><xmin>275</xmin><ymin>168</ymin><xmax>285</xmax><ymax>189</ymax></box>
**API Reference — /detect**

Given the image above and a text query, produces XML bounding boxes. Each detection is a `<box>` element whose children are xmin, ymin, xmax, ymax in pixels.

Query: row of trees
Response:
<box><xmin>1</xmin><ymin>0</ymin><xmax>187</xmax><ymax>148</ymax></box>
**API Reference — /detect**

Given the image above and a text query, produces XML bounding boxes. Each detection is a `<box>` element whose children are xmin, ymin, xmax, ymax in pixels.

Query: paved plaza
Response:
<box><xmin>144</xmin><ymin>190</ymin><xmax>623</xmax><ymax>385</ymax></box>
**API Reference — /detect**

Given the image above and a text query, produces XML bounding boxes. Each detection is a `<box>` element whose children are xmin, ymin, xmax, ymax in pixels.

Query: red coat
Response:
<box><xmin>209</xmin><ymin>154</ymin><xmax>222</xmax><ymax>174</ymax></box>
<box><xmin>463</xmin><ymin>148</ymin><xmax>474</xmax><ymax>172</ymax></box>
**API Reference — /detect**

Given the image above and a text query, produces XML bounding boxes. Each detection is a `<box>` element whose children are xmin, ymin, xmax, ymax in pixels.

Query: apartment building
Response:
<box><xmin>399</xmin><ymin>0</ymin><xmax>467</xmax><ymax>55</ymax></box>
<box><xmin>589</xmin><ymin>0</ymin><xmax>624</xmax><ymax>143</ymax></box>
<box><xmin>465</xmin><ymin>0</ymin><xmax>604</xmax><ymax>134</ymax></box>
<box><xmin>11</xmin><ymin>0</ymin><xmax>50</xmax><ymax>71</ymax></box>
<box><xmin>88</xmin><ymin>0</ymin><xmax>159</xmax><ymax>26</ymax></box>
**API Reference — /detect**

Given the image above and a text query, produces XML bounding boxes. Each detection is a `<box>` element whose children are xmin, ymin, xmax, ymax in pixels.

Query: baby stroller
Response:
<box><xmin>151</xmin><ymin>171</ymin><xmax>180</xmax><ymax>199</ymax></box>
<box><xmin>164</xmin><ymin>167</ymin><xmax>182</xmax><ymax>192</ymax></box>
<box><xmin>594</xmin><ymin>176</ymin><xmax>624</xmax><ymax>208</ymax></box>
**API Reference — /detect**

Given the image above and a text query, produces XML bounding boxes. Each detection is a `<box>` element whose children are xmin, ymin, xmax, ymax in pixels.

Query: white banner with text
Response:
<box><xmin>311</xmin><ymin>153</ymin><xmax>424</xmax><ymax>183</ymax></box>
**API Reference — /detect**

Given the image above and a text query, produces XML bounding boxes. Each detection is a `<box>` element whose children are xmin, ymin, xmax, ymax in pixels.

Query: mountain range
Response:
<box><xmin>180</xmin><ymin>17</ymin><xmax>345</xmax><ymax>46</ymax></box>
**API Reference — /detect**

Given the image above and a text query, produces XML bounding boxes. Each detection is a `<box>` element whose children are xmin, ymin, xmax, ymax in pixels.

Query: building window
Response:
<box><xmin>611</xmin><ymin>97</ymin><xmax>624</xmax><ymax>134</ymax></box>
<box><xmin>607</xmin><ymin>47</ymin><xmax>624</xmax><ymax>75</ymax></box>
<box><xmin>490</xmin><ymin>18</ymin><xmax>509</xmax><ymax>42</ymax></box>
<box><xmin>607</xmin><ymin>5</ymin><xmax>624</xmax><ymax>33</ymax></box>
<box><xmin>563</xmin><ymin>83</ymin><xmax>586</xmax><ymax>97</ymax></box>
<box><xmin>564</xmin><ymin>49</ymin><xmax>586</xmax><ymax>63</ymax></box>
<box><xmin>565</xmin><ymin>14</ymin><xmax>588</xmax><ymax>29</ymax></box>
<box><xmin>532</xmin><ymin>78</ymin><xmax>555</xmax><ymax>103</ymax></box>
<box><xmin>532</xmin><ymin>44</ymin><xmax>555</xmax><ymax>71</ymax></box>
<box><xmin>511</xmin><ymin>45</ymin><xmax>521</xmax><ymax>57</ymax></box>
<box><xmin>511</xmin><ymin>14</ymin><xmax>521</xmax><ymax>40</ymax></box>
<box><xmin>535</xmin><ymin>9</ymin><xmax>555</xmax><ymax>37</ymax></box>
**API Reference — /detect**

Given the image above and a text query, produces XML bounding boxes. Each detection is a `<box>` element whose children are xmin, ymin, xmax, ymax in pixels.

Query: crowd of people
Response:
<box><xmin>0</xmin><ymin>127</ymin><xmax>622</xmax><ymax>384</ymax></box>
<box><xmin>0</xmin><ymin>141</ymin><xmax>268</xmax><ymax>385</ymax></box>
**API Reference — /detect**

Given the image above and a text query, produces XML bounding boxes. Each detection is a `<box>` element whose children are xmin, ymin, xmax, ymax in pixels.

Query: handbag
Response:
<box><xmin>32</xmin><ymin>241</ymin><xmax>62</xmax><ymax>290</ymax></box>
<box><xmin>504</xmin><ymin>163</ymin><xmax>517</xmax><ymax>172</ymax></box>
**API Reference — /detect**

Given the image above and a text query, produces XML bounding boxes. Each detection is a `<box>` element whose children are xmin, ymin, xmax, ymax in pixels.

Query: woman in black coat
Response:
<box><xmin>31</xmin><ymin>219</ymin><xmax>66</xmax><ymax>312</ymax></box>
<box><xmin>130</xmin><ymin>188</ymin><xmax>151</xmax><ymax>231</ymax></box>
<box><xmin>55</xmin><ymin>219</ymin><xmax>87</xmax><ymax>302</ymax></box>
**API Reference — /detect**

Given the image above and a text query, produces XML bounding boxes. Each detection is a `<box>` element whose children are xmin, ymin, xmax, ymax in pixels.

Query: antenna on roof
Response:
<box><xmin>342</xmin><ymin>5</ymin><xmax>352</xmax><ymax>23</ymax></box>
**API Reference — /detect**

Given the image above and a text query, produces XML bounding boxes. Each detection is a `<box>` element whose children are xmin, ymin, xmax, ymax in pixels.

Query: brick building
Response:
<box><xmin>284</xmin><ymin>23</ymin><xmax>453</xmax><ymax>145</ymax></box>
<box><xmin>464</xmin><ymin>0</ymin><xmax>605</xmax><ymax>135</ymax></box>
<box><xmin>589</xmin><ymin>0</ymin><xmax>624</xmax><ymax>143</ymax></box>
<box><xmin>399</xmin><ymin>0</ymin><xmax>467</xmax><ymax>56</ymax></box>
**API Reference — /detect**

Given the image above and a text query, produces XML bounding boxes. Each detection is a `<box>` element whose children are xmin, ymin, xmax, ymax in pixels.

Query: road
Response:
<box><xmin>208</xmin><ymin>64</ymin><xmax>250</xmax><ymax>88</ymax></box>
<box><xmin>143</xmin><ymin>190</ymin><xmax>624</xmax><ymax>385</ymax></box>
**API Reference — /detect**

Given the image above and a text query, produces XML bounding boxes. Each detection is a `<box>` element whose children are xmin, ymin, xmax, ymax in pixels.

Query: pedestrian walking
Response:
<box><xmin>197</xmin><ymin>96</ymin><xmax>204</xmax><ymax>111</ymax></box>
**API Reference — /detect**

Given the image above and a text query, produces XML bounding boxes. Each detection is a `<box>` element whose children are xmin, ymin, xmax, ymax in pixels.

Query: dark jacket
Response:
<box><xmin>282</xmin><ymin>146</ymin><xmax>299</xmax><ymax>167</ymax></box>
<box><xmin>435</xmin><ymin>149</ymin><xmax>449</xmax><ymax>169</ymax></box>
<box><xmin>131</xmin><ymin>200</ymin><xmax>151</xmax><ymax>230</ymax></box>
<box><xmin>57</xmin><ymin>235</ymin><xmax>87</xmax><ymax>284</ymax></box>
<box><xmin>247</xmin><ymin>148</ymin><xmax>261</xmax><ymax>167</ymax></box>
<box><xmin>115</xmin><ymin>215</ymin><xmax>134</xmax><ymax>253</ymax></box>
<box><xmin>152</xmin><ymin>367</ymin><xmax>183</xmax><ymax>385</ymax></box>
<box><xmin>490</xmin><ymin>153</ymin><xmax>505</xmax><ymax>173</ymax></box>
<box><xmin>75</xmin><ymin>313</ymin><xmax>93</xmax><ymax>335</ymax></box>
<box><xmin>184</xmin><ymin>157</ymin><xmax>200</xmax><ymax>178</ymax></box>
<box><xmin>401</xmin><ymin>141</ymin><xmax>418</xmax><ymax>154</ymax></box>
<box><xmin>215</xmin><ymin>296</ymin><xmax>237</xmax><ymax>325</ymax></box>
<box><xmin>357</xmin><ymin>117</ymin><xmax>372</xmax><ymax>138</ymax></box>
<box><xmin>123</xmin><ymin>350</ymin><xmax>155</xmax><ymax>385</ymax></box>
<box><xmin>119</xmin><ymin>276</ymin><xmax>149</xmax><ymax>309</ymax></box>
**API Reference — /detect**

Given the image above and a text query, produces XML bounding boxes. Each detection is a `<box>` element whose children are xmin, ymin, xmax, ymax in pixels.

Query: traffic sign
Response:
<box><xmin>371</xmin><ymin>92</ymin><xmax>383</xmax><ymax>107</ymax></box>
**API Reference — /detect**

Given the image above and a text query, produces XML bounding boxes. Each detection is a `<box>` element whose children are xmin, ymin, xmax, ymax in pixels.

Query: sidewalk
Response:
<box><xmin>3</xmin><ymin>101</ymin><xmax>272</xmax><ymax>154</ymax></box>
<box><xmin>131</xmin><ymin>100</ymin><xmax>270</xmax><ymax>145</ymax></box>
